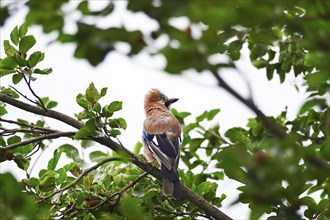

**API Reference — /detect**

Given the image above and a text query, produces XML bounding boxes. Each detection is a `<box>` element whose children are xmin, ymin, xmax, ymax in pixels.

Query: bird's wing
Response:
<box><xmin>143</xmin><ymin>131</ymin><xmax>173</xmax><ymax>170</ymax></box>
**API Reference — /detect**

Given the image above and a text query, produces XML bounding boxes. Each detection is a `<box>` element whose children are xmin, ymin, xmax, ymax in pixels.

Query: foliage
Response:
<box><xmin>1</xmin><ymin>1</ymin><xmax>330</xmax><ymax>219</ymax></box>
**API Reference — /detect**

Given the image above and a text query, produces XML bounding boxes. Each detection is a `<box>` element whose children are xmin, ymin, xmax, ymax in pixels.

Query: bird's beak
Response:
<box><xmin>169</xmin><ymin>98</ymin><xmax>179</xmax><ymax>104</ymax></box>
<box><xmin>165</xmin><ymin>98</ymin><xmax>179</xmax><ymax>108</ymax></box>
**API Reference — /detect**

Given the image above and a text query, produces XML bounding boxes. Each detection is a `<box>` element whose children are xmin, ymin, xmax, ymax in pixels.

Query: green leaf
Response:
<box><xmin>100</xmin><ymin>87</ymin><xmax>107</xmax><ymax>97</ymax></box>
<box><xmin>93</xmin><ymin>102</ymin><xmax>101</xmax><ymax>112</ymax></box>
<box><xmin>56</xmin><ymin>168</ymin><xmax>67</xmax><ymax>185</ymax></box>
<box><xmin>7</xmin><ymin>135</ymin><xmax>21</xmax><ymax>145</ymax></box>
<box><xmin>33</xmin><ymin>68</ymin><xmax>52</xmax><ymax>75</ymax></box>
<box><xmin>27</xmin><ymin>51</ymin><xmax>44</xmax><ymax>67</ymax></box>
<box><xmin>89</xmin><ymin>150</ymin><xmax>108</xmax><ymax>163</ymax></box>
<box><xmin>4</xmin><ymin>40</ymin><xmax>17</xmax><ymax>56</ymax></box>
<box><xmin>19</xmin><ymin>23</ymin><xmax>28</xmax><ymax>38</ymax></box>
<box><xmin>119</xmin><ymin>196</ymin><xmax>151</xmax><ymax>220</ymax></box>
<box><xmin>76</xmin><ymin>94</ymin><xmax>89</xmax><ymax>109</ymax></box>
<box><xmin>0</xmin><ymin>173</ymin><xmax>37</xmax><ymax>219</ymax></box>
<box><xmin>12</xmin><ymin>74</ymin><xmax>23</xmax><ymax>85</ymax></box>
<box><xmin>46</xmin><ymin>101</ymin><xmax>58</xmax><ymax>109</ymax></box>
<box><xmin>74</xmin><ymin>127</ymin><xmax>91</xmax><ymax>139</ymax></box>
<box><xmin>212</xmin><ymin>171</ymin><xmax>225</xmax><ymax>180</ymax></box>
<box><xmin>109</xmin><ymin>129</ymin><xmax>121</xmax><ymax>137</ymax></box>
<box><xmin>266</xmin><ymin>63</ymin><xmax>276</xmax><ymax>80</ymax></box>
<box><xmin>0</xmin><ymin>107</ymin><xmax>7</xmax><ymax>116</ymax></box>
<box><xmin>12</xmin><ymin>143</ymin><xmax>34</xmax><ymax>155</ymax></box>
<box><xmin>134</xmin><ymin>142</ymin><xmax>143</xmax><ymax>155</ymax></box>
<box><xmin>196</xmin><ymin>111</ymin><xmax>208</xmax><ymax>123</ymax></box>
<box><xmin>189</xmin><ymin>138</ymin><xmax>205</xmax><ymax>151</ymax></box>
<box><xmin>14</xmin><ymin>155</ymin><xmax>30</xmax><ymax>170</ymax></box>
<box><xmin>47</xmin><ymin>149</ymin><xmax>63</xmax><ymax>170</ymax></box>
<box><xmin>108</xmin><ymin>118</ymin><xmax>127</xmax><ymax>130</ymax></box>
<box><xmin>108</xmin><ymin>101</ymin><xmax>122</xmax><ymax>113</ymax></box>
<box><xmin>86</xmin><ymin>82</ymin><xmax>100</xmax><ymax>103</ymax></box>
<box><xmin>0</xmin><ymin>136</ymin><xmax>6</xmax><ymax>146</ymax></box>
<box><xmin>227</xmin><ymin>40</ymin><xmax>242</xmax><ymax>61</ymax></box>
<box><xmin>19</xmin><ymin>35</ymin><xmax>36</xmax><ymax>53</ymax></box>
<box><xmin>172</xmin><ymin>108</ymin><xmax>191</xmax><ymax>124</ymax></box>
<box><xmin>252</xmin><ymin>59</ymin><xmax>268</xmax><ymax>69</ymax></box>
<box><xmin>299</xmin><ymin>99</ymin><xmax>326</xmax><ymax>115</ymax></box>
<box><xmin>26</xmin><ymin>177</ymin><xmax>39</xmax><ymax>187</ymax></box>
<box><xmin>10</xmin><ymin>25</ymin><xmax>19</xmax><ymax>45</ymax></box>
<box><xmin>207</xmin><ymin>109</ymin><xmax>220</xmax><ymax>120</ymax></box>
<box><xmin>39</xmin><ymin>170</ymin><xmax>59</xmax><ymax>192</ymax></box>
<box><xmin>0</xmin><ymin>56</ymin><xmax>17</xmax><ymax>70</ymax></box>
<box><xmin>59</xmin><ymin>144</ymin><xmax>79</xmax><ymax>159</ymax></box>
<box><xmin>15</xmin><ymin>54</ymin><xmax>27</xmax><ymax>67</ymax></box>
<box><xmin>1</xmin><ymin>88</ymin><xmax>19</xmax><ymax>98</ymax></box>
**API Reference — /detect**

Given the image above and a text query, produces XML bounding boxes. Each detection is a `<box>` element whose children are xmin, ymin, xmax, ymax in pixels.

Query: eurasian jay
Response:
<box><xmin>142</xmin><ymin>88</ymin><xmax>182</xmax><ymax>199</ymax></box>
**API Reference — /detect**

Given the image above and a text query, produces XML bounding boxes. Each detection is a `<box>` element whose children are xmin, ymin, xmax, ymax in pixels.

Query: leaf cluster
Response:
<box><xmin>75</xmin><ymin>83</ymin><xmax>126</xmax><ymax>139</ymax></box>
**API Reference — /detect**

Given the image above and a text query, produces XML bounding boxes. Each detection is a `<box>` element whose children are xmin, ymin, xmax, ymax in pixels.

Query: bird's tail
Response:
<box><xmin>163</xmin><ymin>178</ymin><xmax>182</xmax><ymax>200</ymax></box>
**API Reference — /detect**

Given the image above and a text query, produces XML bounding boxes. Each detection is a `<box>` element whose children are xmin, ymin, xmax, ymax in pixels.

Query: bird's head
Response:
<box><xmin>144</xmin><ymin>88</ymin><xmax>178</xmax><ymax>112</ymax></box>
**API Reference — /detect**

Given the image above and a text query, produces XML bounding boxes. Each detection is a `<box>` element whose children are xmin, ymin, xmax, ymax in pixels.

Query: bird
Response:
<box><xmin>142</xmin><ymin>88</ymin><xmax>182</xmax><ymax>199</ymax></box>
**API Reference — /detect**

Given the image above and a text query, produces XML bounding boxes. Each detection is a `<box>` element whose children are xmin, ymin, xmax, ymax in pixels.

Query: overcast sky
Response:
<box><xmin>0</xmin><ymin>1</ymin><xmax>308</xmax><ymax>219</ymax></box>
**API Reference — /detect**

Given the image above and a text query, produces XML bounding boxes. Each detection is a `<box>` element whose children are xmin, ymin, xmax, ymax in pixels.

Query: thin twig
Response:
<box><xmin>0</xmin><ymin>131</ymin><xmax>75</xmax><ymax>151</ymax></box>
<box><xmin>41</xmin><ymin>157</ymin><xmax>122</xmax><ymax>200</ymax></box>
<box><xmin>0</xmin><ymin>118</ymin><xmax>57</xmax><ymax>133</ymax></box>
<box><xmin>0</xmin><ymin>127</ymin><xmax>50</xmax><ymax>135</ymax></box>
<box><xmin>18</xmin><ymin>68</ymin><xmax>46</xmax><ymax>110</ymax></box>
<box><xmin>9</xmin><ymin>85</ymin><xmax>39</xmax><ymax>106</ymax></box>
<box><xmin>86</xmin><ymin>172</ymin><xmax>149</xmax><ymax>210</ymax></box>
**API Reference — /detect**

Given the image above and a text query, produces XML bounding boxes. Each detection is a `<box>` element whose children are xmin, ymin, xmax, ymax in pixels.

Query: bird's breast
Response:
<box><xmin>143</xmin><ymin>112</ymin><xmax>181</xmax><ymax>136</ymax></box>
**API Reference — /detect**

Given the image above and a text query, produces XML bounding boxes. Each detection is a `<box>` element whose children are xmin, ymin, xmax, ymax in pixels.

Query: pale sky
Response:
<box><xmin>0</xmin><ymin>1</ymin><xmax>308</xmax><ymax>219</ymax></box>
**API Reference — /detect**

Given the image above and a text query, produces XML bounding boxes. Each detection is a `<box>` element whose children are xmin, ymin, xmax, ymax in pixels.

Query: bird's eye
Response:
<box><xmin>159</xmin><ymin>96</ymin><xmax>166</xmax><ymax>102</ymax></box>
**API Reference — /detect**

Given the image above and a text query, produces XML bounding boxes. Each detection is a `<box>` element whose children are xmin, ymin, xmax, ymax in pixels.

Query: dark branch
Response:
<box><xmin>0</xmin><ymin>131</ymin><xmax>76</xmax><ymax>151</ymax></box>
<box><xmin>211</xmin><ymin>71</ymin><xmax>287</xmax><ymax>138</ymax></box>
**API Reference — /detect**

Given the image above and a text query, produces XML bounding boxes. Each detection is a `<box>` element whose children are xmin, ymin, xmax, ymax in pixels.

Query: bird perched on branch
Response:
<box><xmin>142</xmin><ymin>88</ymin><xmax>182</xmax><ymax>199</ymax></box>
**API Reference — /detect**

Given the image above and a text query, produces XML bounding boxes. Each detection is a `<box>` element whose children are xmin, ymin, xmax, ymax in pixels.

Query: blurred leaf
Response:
<box><xmin>33</xmin><ymin>68</ymin><xmax>52</xmax><ymax>75</ymax></box>
<box><xmin>39</xmin><ymin>170</ymin><xmax>59</xmax><ymax>192</ymax></box>
<box><xmin>4</xmin><ymin>40</ymin><xmax>17</xmax><ymax>56</ymax></box>
<box><xmin>18</xmin><ymin>23</ymin><xmax>28</xmax><ymax>38</ymax></box>
<box><xmin>47</xmin><ymin>149</ymin><xmax>63</xmax><ymax>170</ymax></box>
<box><xmin>299</xmin><ymin>99</ymin><xmax>326</xmax><ymax>115</ymax></box>
<box><xmin>108</xmin><ymin>101</ymin><xmax>123</xmax><ymax>113</ymax></box>
<box><xmin>12</xmin><ymin>73</ymin><xmax>23</xmax><ymax>84</ymax></box>
<box><xmin>0</xmin><ymin>56</ymin><xmax>17</xmax><ymax>71</ymax></box>
<box><xmin>0</xmin><ymin>106</ymin><xmax>7</xmax><ymax>116</ymax></box>
<box><xmin>119</xmin><ymin>196</ymin><xmax>151</xmax><ymax>220</ymax></box>
<box><xmin>19</xmin><ymin>35</ymin><xmax>36</xmax><ymax>53</ymax></box>
<box><xmin>0</xmin><ymin>173</ymin><xmax>37</xmax><ymax>219</ymax></box>
<box><xmin>10</xmin><ymin>25</ymin><xmax>19</xmax><ymax>45</ymax></box>
<box><xmin>74</xmin><ymin>127</ymin><xmax>91</xmax><ymax>139</ymax></box>
<box><xmin>7</xmin><ymin>135</ymin><xmax>21</xmax><ymax>145</ymax></box>
<box><xmin>86</xmin><ymin>82</ymin><xmax>100</xmax><ymax>103</ymax></box>
<box><xmin>27</xmin><ymin>51</ymin><xmax>44</xmax><ymax>67</ymax></box>
<box><xmin>59</xmin><ymin>144</ymin><xmax>79</xmax><ymax>159</ymax></box>
<box><xmin>134</xmin><ymin>142</ymin><xmax>143</xmax><ymax>155</ymax></box>
<box><xmin>89</xmin><ymin>150</ymin><xmax>108</xmax><ymax>163</ymax></box>
<box><xmin>14</xmin><ymin>155</ymin><xmax>30</xmax><ymax>170</ymax></box>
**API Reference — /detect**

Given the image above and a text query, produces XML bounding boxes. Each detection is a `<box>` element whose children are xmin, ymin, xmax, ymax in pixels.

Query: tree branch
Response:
<box><xmin>0</xmin><ymin>118</ymin><xmax>59</xmax><ymax>133</ymax></box>
<box><xmin>211</xmin><ymin>71</ymin><xmax>287</xmax><ymax>138</ymax></box>
<box><xmin>0</xmin><ymin>93</ymin><xmax>232</xmax><ymax>220</ymax></box>
<box><xmin>0</xmin><ymin>131</ymin><xmax>76</xmax><ymax>151</ymax></box>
